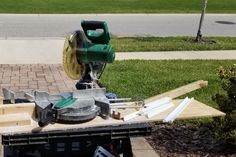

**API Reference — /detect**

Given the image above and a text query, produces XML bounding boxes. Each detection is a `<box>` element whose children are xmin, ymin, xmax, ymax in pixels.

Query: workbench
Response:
<box><xmin>0</xmin><ymin>99</ymin><xmax>224</xmax><ymax>157</ymax></box>
<box><xmin>0</xmin><ymin>80</ymin><xmax>225</xmax><ymax>156</ymax></box>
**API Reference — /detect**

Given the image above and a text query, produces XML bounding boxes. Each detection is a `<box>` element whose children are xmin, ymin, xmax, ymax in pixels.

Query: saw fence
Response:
<box><xmin>0</xmin><ymin>80</ymin><xmax>225</xmax><ymax>157</ymax></box>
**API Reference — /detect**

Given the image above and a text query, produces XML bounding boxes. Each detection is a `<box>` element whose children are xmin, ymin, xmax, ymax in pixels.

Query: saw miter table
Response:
<box><xmin>0</xmin><ymin>21</ymin><xmax>225</xmax><ymax>157</ymax></box>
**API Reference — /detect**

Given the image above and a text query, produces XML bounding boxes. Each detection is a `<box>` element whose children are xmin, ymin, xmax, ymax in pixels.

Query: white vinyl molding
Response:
<box><xmin>144</xmin><ymin>97</ymin><xmax>171</xmax><ymax>107</ymax></box>
<box><xmin>140</xmin><ymin>97</ymin><xmax>171</xmax><ymax>115</ymax></box>
<box><xmin>163</xmin><ymin>97</ymin><xmax>194</xmax><ymax>123</ymax></box>
<box><xmin>123</xmin><ymin>111</ymin><xmax>140</xmax><ymax>121</ymax></box>
<box><xmin>146</xmin><ymin>102</ymin><xmax>174</xmax><ymax>118</ymax></box>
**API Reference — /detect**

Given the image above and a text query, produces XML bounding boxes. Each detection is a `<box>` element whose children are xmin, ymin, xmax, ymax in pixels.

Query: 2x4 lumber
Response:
<box><xmin>0</xmin><ymin>113</ymin><xmax>31</xmax><ymax>127</ymax></box>
<box><xmin>0</xmin><ymin>103</ymin><xmax>35</xmax><ymax>117</ymax></box>
<box><xmin>145</xmin><ymin>80</ymin><xmax>208</xmax><ymax>103</ymax></box>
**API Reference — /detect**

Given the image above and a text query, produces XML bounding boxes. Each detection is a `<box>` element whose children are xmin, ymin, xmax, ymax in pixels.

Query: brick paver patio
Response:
<box><xmin>0</xmin><ymin>63</ymin><xmax>159</xmax><ymax>156</ymax></box>
<box><xmin>0</xmin><ymin>64</ymin><xmax>77</xmax><ymax>96</ymax></box>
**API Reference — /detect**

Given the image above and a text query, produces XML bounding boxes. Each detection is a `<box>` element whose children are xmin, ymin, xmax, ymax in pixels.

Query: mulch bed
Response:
<box><xmin>146</xmin><ymin>124</ymin><xmax>236</xmax><ymax>157</ymax></box>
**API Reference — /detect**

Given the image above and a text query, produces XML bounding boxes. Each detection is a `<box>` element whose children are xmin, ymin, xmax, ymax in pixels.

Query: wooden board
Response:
<box><xmin>0</xmin><ymin>99</ymin><xmax>224</xmax><ymax>135</ymax></box>
<box><xmin>0</xmin><ymin>97</ymin><xmax>3</xmax><ymax>105</ymax></box>
<box><xmin>145</xmin><ymin>80</ymin><xmax>208</xmax><ymax>103</ymax></box>
<box><xmin>0</xmin><ymin>113</ymin><xmax>31</xmax><ymax>127</ymax></box>
<box><xmin>0</xmin><ymin>103</ymin><xmax>35</xmax><ymax>118</ymax></box>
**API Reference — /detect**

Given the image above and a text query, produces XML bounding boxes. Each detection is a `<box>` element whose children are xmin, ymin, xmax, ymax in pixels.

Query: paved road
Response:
<box><xmin>0</xmin><ymin>14</ymin><xmax>235</xmax><ymax>38</ymax></box>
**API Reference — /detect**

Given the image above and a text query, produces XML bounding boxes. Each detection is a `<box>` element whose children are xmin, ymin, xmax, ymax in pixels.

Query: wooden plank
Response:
<box><xmin>0</xmin><ymin>99</ymin><xmax>224</xmax><ymax>134</ymax></box>
<box><xmin>112</xmin><ymin>80</ymin><xmax>208</xmax><ymax>119</ymax></box>
<box><xmin>0</xmin><ymin>97</ymin><xmax>3</xmax><ymax>105</ymax></box>
<box><xmin>0</xmin><ymin>103</ymin><xmax>35</xmax><ymax>118</ymax></box>
<box><xmin>145</xmin><ymin>80</ymin><xmax>208</xmax><ymax>103</ymax></box>
<box><xmin>0</xmin><ymin>113</ymin><xmax>31</xmax><ymax>127</ymax></box>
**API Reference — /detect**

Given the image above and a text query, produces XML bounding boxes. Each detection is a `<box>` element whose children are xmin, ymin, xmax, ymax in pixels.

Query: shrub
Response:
<box><xmin>212</xmin><ymin>65</ymin><xmax>236</xmax><ymax>145</ymax></box>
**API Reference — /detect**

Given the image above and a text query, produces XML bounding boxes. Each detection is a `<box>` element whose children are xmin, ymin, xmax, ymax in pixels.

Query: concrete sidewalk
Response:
<box><xmin>116</xmin><ymin>50</ymin><xmax>236</xmax><ymax>60</ymax></box>
<box><xmin>0</xmin><ymin>39</ymin><xmax>236</xmax><ymax>64</ymax></box>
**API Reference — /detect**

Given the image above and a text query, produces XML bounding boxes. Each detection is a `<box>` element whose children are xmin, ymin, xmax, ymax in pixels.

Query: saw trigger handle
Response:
<box><xmin>81</xmin><ymin>20</ymin><xmax>110</xmax><ymax>44</ymax></box>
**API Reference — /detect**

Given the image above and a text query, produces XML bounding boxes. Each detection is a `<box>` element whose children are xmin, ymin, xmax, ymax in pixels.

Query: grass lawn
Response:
<box><xmin>100</xmin><ymin>60</ymin><xmax>236</xmax><ymax>108</ymax></box>
<box><xmin>0</xmin><ymin>0</ymin><xmax>235</xmax><ymax>13</ymax></box>
<box><xmin>111</xmin><ymin>37</ymin><xmax>236</xmax><ymax>52</ymax></box>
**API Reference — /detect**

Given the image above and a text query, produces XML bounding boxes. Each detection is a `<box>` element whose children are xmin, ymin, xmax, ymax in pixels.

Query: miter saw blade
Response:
<box><xmin>63</xmin><ymin>33</ymin><xmax>85</xmax><ymax>80</ymax></box>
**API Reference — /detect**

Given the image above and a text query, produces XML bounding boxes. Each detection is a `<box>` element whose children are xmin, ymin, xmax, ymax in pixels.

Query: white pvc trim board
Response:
<box><xmin>163</xmin><ymin>97</ymin><xmax>194</xmax><ymax>123</ymax></box>
<box><xmin>146</xmin><ymin>102</ymin><xmax>174</xmax><ymax>118</ymax></box>
<box><xmin>123</xmin><ymin>97</ymin><xmax>172</xmax><ymax>121</ymax></box>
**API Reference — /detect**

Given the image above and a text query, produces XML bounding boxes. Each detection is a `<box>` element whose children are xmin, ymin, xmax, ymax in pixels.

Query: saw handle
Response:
<box><xmin>82</xmin><ymin>21</ymin><xmax>106</xmax><ymax>30</ymax></box>
<box><xmin>81</xmin><ymin>20</ymin><xmax>110</xmax><ymax>44</ymax></box>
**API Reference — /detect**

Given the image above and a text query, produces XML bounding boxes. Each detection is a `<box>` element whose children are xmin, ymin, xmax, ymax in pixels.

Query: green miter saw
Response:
<box><xmin>33</xmin><ymin>21</ymin><xmax>116</xmax><ymax>127</ymax></box>
<box><xmin>63</xmin><ymin>20</ymin><xmax>115</xmax><ymax>89</ymax></box>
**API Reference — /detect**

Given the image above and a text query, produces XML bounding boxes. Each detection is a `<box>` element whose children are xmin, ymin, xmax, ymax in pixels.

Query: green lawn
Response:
<box><xmin>101</xmin><ymin>60</ymin><xmax>236</xmax><ymax>108</ymax></box>
<box><xmin>0</xmin><ymin>0</ymin><xmax>235</xmax><ymax>13</ymax></box>
<box><xmin>111</xmin><ymin>37</ymin><xmax>236</xmax><ymax>52</ymax></box>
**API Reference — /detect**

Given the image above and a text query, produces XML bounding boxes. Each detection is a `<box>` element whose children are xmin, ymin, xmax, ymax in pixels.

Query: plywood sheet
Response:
<box><xmin>0</xmin><ymin>99</ymin><xmax>224</xmax><ymax>135</ymax></box>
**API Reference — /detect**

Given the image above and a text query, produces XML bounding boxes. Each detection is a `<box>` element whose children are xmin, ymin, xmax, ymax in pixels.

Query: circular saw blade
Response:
<box><xmin>63</xmin><ymin>33</ymin><xmax>85</xmax><ymax>80</ymax></box>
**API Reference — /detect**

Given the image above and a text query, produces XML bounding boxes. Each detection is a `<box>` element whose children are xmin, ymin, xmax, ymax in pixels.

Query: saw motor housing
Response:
<box><xmin>79</xmin><ymin>20</ymin><xmax>115</xmax><ymax>63</ymax></box>
<box><xmin>63</xmin><ymin>20</ymin><xmax>115</xmax><ymax>89</ymax></box>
